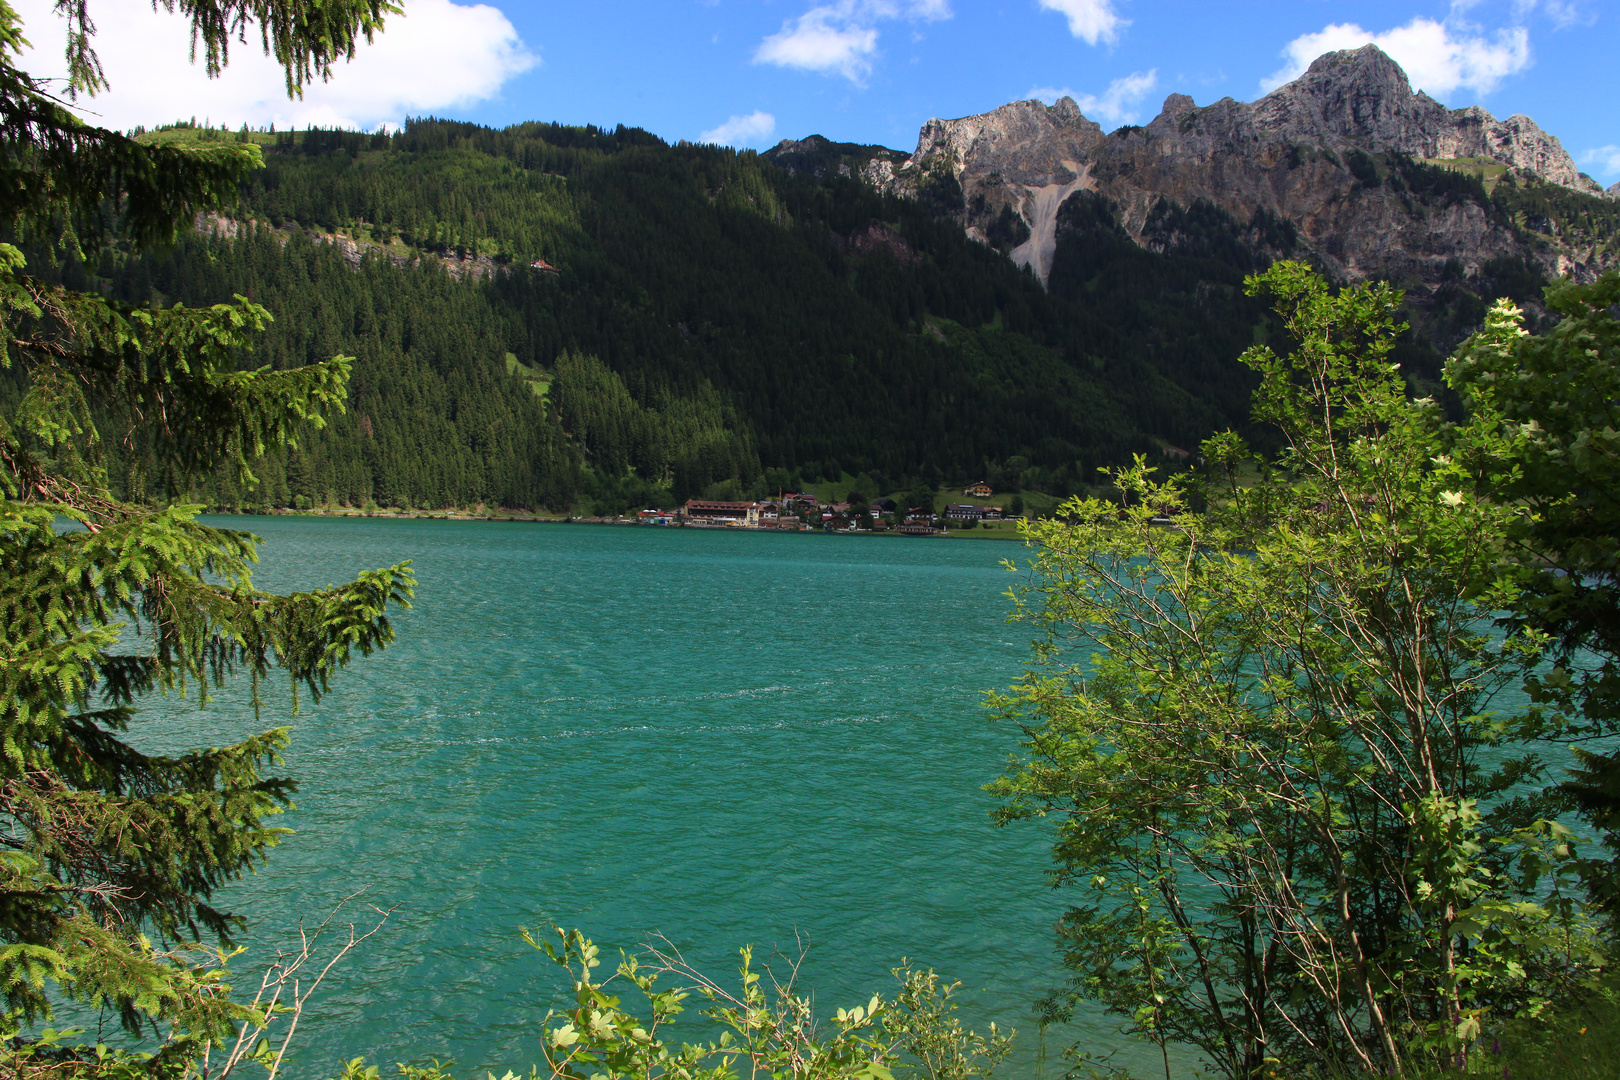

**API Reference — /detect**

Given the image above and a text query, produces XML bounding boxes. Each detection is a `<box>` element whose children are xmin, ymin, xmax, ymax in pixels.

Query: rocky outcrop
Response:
<box><xmin>834</xmin><ymin>222</ymin><xmax>922</xmax><ymax>265</ymax></box>
<box><xmin>1434</xmin><ymin>109</ymin><xmax>1594</xmax><ymax>192</ymax></box>
<box><xmin>856</xmin><ymin>45</ymin><xmax>1616</xmax><ymax>298</ymax></box>
<box><xmin>904</xmin><ymin>97</ymin><xmax>1103</xmax><ymax>189</ymax></box>
<box><xmin>196</xmin><ymin>212</ymin><xmax>513</xmax><ymax>281</ymax></box>
<box><xmin>863</xmin><ymin>97</ymin><xmax>1105</xmax><ymax>279</ymax></box>
<box><xmin>763</xmin><ymin>134</ymin><xmax>906</xmax><ymax>182</ymax></box>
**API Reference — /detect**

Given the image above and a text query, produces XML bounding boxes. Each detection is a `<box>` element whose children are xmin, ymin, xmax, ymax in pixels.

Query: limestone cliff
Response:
<box><xmin>853</xmin><ymin>45</ymin><xmax>1618</xmax><ymax>310</ymax></box>
<box><xmin>1249</xmin><ymin>47</ymin><xmax>1599</xmax><ymax>193</ymax></box>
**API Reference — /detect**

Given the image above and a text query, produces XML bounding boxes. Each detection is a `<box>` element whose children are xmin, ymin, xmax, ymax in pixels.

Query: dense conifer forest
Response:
<box><xmin>12</xmin><ymin>117</ymin><xmax>1506</xmax><ymax>512</ymax></box>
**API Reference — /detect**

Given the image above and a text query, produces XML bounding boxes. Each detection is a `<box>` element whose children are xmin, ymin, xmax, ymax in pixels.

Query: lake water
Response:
<box><xmin>132</xmin><ymin>517</ymin><xmax>1146</xmax><ymax>1079</ymax></box>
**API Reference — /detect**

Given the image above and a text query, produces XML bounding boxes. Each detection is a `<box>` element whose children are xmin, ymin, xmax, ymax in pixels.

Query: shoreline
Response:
<box><xmin>222</xmin><ymin>507</ymin><xmax>1029</xmax><ymax>540</ymax></box>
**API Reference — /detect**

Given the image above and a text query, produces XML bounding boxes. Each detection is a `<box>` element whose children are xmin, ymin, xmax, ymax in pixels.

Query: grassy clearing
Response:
<box><xmin>1418</xmin><ymin>155</ymin><xmax>1512</xmax><ymax>194</ymax></box>
<box><xmin>945</xmin><ymin>520</ymin><xmax>1027</xmax><ymax>540</ymax></box>
<box><xmin>504</xmin><ymin>353</ymin><xmax>551</xmax><ymax>398</ymax></box>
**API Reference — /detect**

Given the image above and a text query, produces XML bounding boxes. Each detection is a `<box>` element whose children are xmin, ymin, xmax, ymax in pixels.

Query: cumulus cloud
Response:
<box><xmin>1263</xmin><ymin>17</ymin><xmax>1530</xmax><ymax>98</ymax></box>
<box><xmin>700</xmin><ymin>111</ymin><xmax>777</xmax><ymax>147</ymax></box>
<box><xmin>1035</xmin><ymin>0</ymin><xmax>1128</xmax><ymax>46</ymax></box>
<box><xmin>1029</xmin><ymin>69</ymin><xmax>1157</xmax><ymax>127</ymax></box>
<box><xmin>753</xmin><ymin>0</ymin><xmax>950</xmax><ymax>83</ymax></box>
<box><xmin>1581</xmin><ymin>145</ymin><xmax>1620</xmax><ymax>179</ymax></box>
<box><xmin>755</xmin><ymin>9</ymin><xmax>879</xmax><ymax>81</ymax></box>
<box><xmin>10</xmin><ymin>0</ymin><xmax>536</xmax><ymax>131</ymax></box>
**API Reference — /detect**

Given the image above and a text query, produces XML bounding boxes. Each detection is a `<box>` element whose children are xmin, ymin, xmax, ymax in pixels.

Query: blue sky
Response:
<box><xmin>13</xmin><ymin>0</ymin><xmax>1620</xmax><ymax>180</ymax></box>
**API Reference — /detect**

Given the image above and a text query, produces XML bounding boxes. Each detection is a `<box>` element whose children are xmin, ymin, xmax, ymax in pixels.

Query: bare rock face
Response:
<box><xmin>903</xmin><ymin>97</ymin><xmax>1103</xmax><ymax>189</ymax></box>
<box><xmin>1248</xmin><ymin>47</ymin><xmax>1595</xmax><ymax>191</ymax></box>
<box><xmin>869</xmin><ymin>97</ymin><xmax>1104</xmax><ymax>280</ymax></box>
<box><xmin>1442</xmin><ymin>110</ymin><xmax>1596</xmax><ymax>191</ymax></box>
<box><xmin>1251</xmin><ymin>46</ymin><xmax>1452</xmax><ymax>150</ymax></box>
<box><xmin>862</xmin><ymin>44</ymin><xmax>1614</xmax><ymax>298</ymax></box>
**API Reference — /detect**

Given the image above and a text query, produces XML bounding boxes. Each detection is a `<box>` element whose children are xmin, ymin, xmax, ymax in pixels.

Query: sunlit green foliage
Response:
<box><xmin>992</xmin><ymin>262</ymin><xmax>1605</xmax><ymax>1078</ymax></box>
<box><xmin>1447</xmin><ymin>271</ymin><xmax>1620</xmax><ymax>914</ymax></box>
<box><xmin>312</xmin><ymin>926</ymin><xmax>1013</xmax><ymax>1080</ymax></box>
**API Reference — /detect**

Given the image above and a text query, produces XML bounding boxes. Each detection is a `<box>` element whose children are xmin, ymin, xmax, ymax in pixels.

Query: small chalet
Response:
<box><xmin>904</xmin><ymin>506</ymin><xmax>935</xmax><ymax>523</ymax></box>
<box><xmin>898</xmin><ymin>519</ymin><xmax>936</xmax><ymax>536</ymax></box>
<box><xmin>963</xmin><ymin>481</ymin><xmax>993</xmax><ymax>498</ymax></box>
<box><xmin>868</xmin><ymin>498</ymin><xmax>897</xmax><ymax>517</ymax></box>
<box><xmin>530</xmin><ymin>258</ymin><xmax>559</xmax><ymax>273</ymax></box>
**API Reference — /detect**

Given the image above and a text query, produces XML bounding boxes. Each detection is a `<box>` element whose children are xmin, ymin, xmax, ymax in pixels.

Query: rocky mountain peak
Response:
<box><xmin>1306</xmin><ymin>41</ymin><xmax>1406</xmax><ymax>82</ymax></box>
<box><xmin>907</xmin><ymin>97</ymin><xmax>1104</xmax><ymax>190</ymax></box>
<box><xmin>843</xmin><ymin>44</ymin><xmax>1615</xmax><ymax>300</ymax></box>
<box><xmin>1249</xmin><ymin>44</ymin><xmax>1598</xmax><ymax>193</ymax></box>
<box><xmin>1158</xmin><ymin>93</ymin><xmax>1197</xmax><ymax>119</ymax></box>
<box><xmin>770</xmin><ymin>135</ymin><xmax>831</xmax><ymax>156</ymax></box>
<box><xmin>1252</xmin><ymin>44</ymin><xmax>1449</xmax><ymax>150</ymax></box>
<box><xmin>1048</xmin><ymin>95</ymin><xmax>1087</xmax><ymax>126</ymax></box>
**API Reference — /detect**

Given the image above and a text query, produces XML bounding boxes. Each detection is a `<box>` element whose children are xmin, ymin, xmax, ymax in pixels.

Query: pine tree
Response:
<box><xmin>0</xmin><ymin>0</ymin><xmax>411</xmax><ymax>1055</ymax></box>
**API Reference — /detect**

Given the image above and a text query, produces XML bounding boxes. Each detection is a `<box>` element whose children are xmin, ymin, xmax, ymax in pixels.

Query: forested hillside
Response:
<box><xmin>19</xmin><ymin>117</ymin><xmax>1369</xmax><ymax>511</ymax></box>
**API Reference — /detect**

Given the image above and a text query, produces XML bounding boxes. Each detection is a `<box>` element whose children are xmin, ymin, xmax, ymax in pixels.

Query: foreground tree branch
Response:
<box><xmin>0</xmin><ymin>0</ymin><xmax>412</xmax><ymax>1061</ymax></box>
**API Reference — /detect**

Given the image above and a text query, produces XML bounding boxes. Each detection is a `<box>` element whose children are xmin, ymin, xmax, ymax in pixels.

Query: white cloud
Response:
<box><xmin>753</xmin><ymin>0</ymin><xmax>950</xmax><ymax>83</ymax></box>
<box><xmin>1029</xmin><ymin>69</ymin><xmax>1157</xmax><ymax>127</ymax></box>
<box><xmin>1540</xmin><ymin>0</ymin><xmax>1581</xmax><ymax>27</ymax></box>
<box><xmin>10</xmin><ymin>0</ymin><xmax>536</xmax><ymax>131</ymax></box>
<box><xmin>1581</xmin><ymin>145</ymin><xmax>1620</xmax><ymax>180</ymax></box>
<box><xmin>755</xmin><ymin>8</ymin><xmax>879</xmax><ymax>81</ymax></box>
<box><xmin>1498</xmin><ymin>0</ymin><xmax>1592</xmax><ymax>31</ymax></box>
<box><xmin>1263</xmin><ymin>17</ymin><xmax>1530</xmax><ymax>98</ymax></box>
<box><xmin>700</xmin><ymin>111</ymin><xmax>777</xmax><ymax>147</ymax></box>
<box><xmin>1036</xmin><ymin>0</ymin><xmax>1128</xmax><ymax>46</ymax></box>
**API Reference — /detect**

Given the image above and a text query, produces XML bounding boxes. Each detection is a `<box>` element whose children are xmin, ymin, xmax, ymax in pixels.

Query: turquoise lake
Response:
<box><xmin>134</xmin><ymin>516</ymin><xmax>1146</xmax><ymax>1078</ymax></box>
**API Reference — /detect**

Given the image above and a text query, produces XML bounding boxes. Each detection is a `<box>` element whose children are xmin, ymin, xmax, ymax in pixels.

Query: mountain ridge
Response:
<box><xmin>773</xmin><ymin>45</ymin><xmax>1617</xmax><ymax>305</ymax></box>
<box><xmin>53</xmin><ymin>84</ymin><xmax>1610</xmax><ymax>514</ymax></box>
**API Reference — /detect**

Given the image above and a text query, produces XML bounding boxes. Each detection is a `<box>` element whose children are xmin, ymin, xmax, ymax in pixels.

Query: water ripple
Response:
<box><xmin>118</xmin><ymin>520</ymin><xmax>1154</xmax><ymax>1078</ymax></box>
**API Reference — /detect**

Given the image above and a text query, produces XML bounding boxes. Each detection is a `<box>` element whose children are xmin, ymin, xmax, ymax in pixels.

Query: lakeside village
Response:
<box><xmin>640</xmin><ymin>483</ymin><xmax>1006</xmax><ymax>535</ymax></box>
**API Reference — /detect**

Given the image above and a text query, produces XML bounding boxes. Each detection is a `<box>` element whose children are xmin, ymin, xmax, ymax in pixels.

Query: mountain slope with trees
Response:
<box><xmin>17</xmin><ymin>116</ymin><xmax>1316</xmax><ymax>512</ymax></box>
<box><xmin>42</xmin><ymin>96</ymin><xmax>1583</xmax><ymax>513</ymax></box>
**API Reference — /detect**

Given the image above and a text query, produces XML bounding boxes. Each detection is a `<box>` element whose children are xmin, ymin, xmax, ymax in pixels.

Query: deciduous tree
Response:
<box><xmin>992</xmin><ymin>262</ymin><xmax>1602</xmax><ymax>1078</ymax></box>
<box><xmin>1446</xmin><ymin>272</ymin><xmax>1620</xmax><ymax>911</ymax></box>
